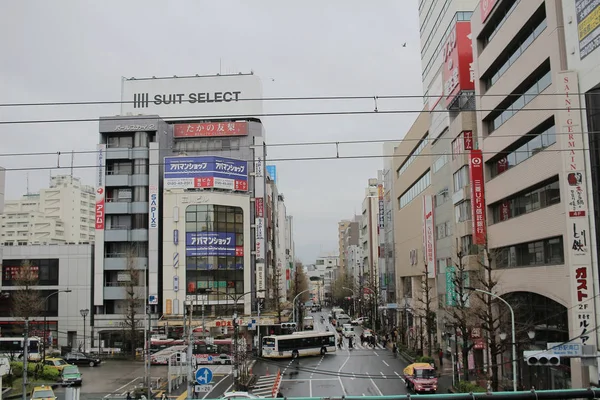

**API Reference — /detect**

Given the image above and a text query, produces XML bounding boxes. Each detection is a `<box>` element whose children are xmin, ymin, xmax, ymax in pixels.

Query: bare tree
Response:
<box><xmin>121</xmin><ymin>247</ymin><xmax>143</xmax><ymax>356</ymax></box>
<box><xmin>270</xmin><ymin>267</ymin><xmax>284</xmax><ymax>323</ymax></box>
<box><xmin>416</xmin><ymin>263</ymin><xmax>435</xmax><ymax>357</ymax></box>
<box><xmin>445</xmin><ymin>247</ymin><xmax>480</xmax><ymax>381</ymax></box>
<box><xmin>11</xmin><ymin>260</ymin><xmax>43</xmax><ymax>320</ymax></box>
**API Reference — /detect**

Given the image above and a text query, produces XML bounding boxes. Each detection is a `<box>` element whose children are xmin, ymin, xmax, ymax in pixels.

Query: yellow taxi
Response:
<box><xmin>43</xmin><ymin>358</ymin><xmax>69</xmax><ymax>371</ymax></box>
<box><xmin>30</xmin><ymin>385</ymin><xmax>56</xmax><ymax>400</ymax></box>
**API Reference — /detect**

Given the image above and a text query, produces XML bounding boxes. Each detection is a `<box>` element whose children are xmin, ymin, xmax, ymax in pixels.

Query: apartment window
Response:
<box><xmin>435</xmin><ymin>188</ymin><xmax>450</xmax><ymax>207</ymax></box>
<box><xmin>495</xmin><ymin>236</ymin><xmax>564</xmax><ymax>268</ymax></box>
<box><xmin>455</xmin><ymin>201</ymin><xmax>472</xmax><ymax>223</ymax></box>
<box><xmin>453</xmin><ymin>166</ymin><xmax>469</xmax><ymax>193</ymax></box>
<box><xmin>398</xmin><ymin>171</ymin><xmax>431</xmax><ymax>209</ymax></box>
<box><xmin>490</xmin><ymin>122</ymin><xmax>556</xmax><ymax>177</ymax></box>
<box><xmin>433</xmin><ymin>153</ymin><xmax>449</xmax><ymax>173</ymax></box>
<box><xmin>107</xmin><ymin>136</ymin><xmax>133</xmax><ymax>148</ymax></box>
<box><xmin>488</xmin><ymin>65</ymin><xmax>552</xmax><ymax>133</ymax></box>
<box><xmin>436</xmin><ymin>257</ymin><xmax>453</xmax><ymax>274</ymax></box>
<box><xmin>487</xmin><ymin>15</ymin><xmax>547</xmax><ymax>89</ymax></box>
<box><xmin>397</xmin><ymin>134</ymin><xmax>429</xmax><ymax>178</ymax></box>
<box><xmin>107</xmin><ymin>161</ymin><xmax>133</xmax><ymax>175</ymax></box>
<box><xmin>459</xmin><ymin>235</ymin><xmax>477</xmax><ymax>255</ymax></box>
<box><xmin>436</xmin><ymin>221</ymin><xmax>452</xmax><ymax>240</ymax></box>
<box><xmin>491</xmin><ymin>177</ymin><xmax>560</xmax><ymax>223</ymax></box>
<box><xmin>451</xmin><ymin>132</ymin><xmax>472</xmax><ymax>160</ymax></box>
<box><xmin>481</xmin><ymin>0</ymin><xmax>521</xmax><ymax>47</ymax></box>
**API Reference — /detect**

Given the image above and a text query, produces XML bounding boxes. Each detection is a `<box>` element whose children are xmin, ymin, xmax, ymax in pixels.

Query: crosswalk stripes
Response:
<box><xmin>337</xmin><ymin>342</ymin><xmax>387</xmax><ymax>350</ymax></box>
<box><xmin>251</xmin><ymin>375</ymin><xmax>278</xmax><ymax>397</ymax></box>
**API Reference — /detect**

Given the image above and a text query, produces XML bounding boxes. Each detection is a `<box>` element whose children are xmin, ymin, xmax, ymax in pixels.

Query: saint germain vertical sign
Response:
<box><xmin>557</xmin><ymin>71</ymin><xmax>595</xmax><ymax>347</ymax></box>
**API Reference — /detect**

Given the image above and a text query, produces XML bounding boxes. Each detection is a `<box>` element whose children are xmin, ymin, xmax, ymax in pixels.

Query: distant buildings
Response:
<box><xmin>0</xmin><ymin>175</ymin><xmax>95</xmax><ymax>245</ymax></box>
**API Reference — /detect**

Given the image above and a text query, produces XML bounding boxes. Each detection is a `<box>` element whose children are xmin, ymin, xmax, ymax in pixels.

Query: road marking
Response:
<box><xmin>310</xmin><ymin>355</ymin><xmax>324</xmax><ymax>378</ymax></box>
<box><xmin>202</xmin><ymin>375</ymin><xmax>231</xmax><ymax>399</ymax></box>
<box><xmin>373</xmin><ymin>351</ymin><xmax>379</xmax><ymax>356</ymax></box>
<box><xmin>380</xmin><ymin>371</ymin><xmax>386</xmax><ymax>379</ymax></box>
<box><xmin>366</xmin><ymin>372</ymin><xmax>383</xmax><ymax>396</ymax></box>
<box><xmin>382</xmin><ymin>360</ymin><xmax>389</xmax><ymax>366</ymax></box>
<box><xmin>284</xmin><ymin>378</ymin><xmax>338</xmax><ymax>382</ymax></box>
<box><xmin>103</xmin><ymin>377</ymin><xmax>141</xmax><ymax>398</ymax></box>
<box><xmin>337</xmin><ymin>347</ymin><xmax>351</xmax><ymax>395</ymax></box>
<box><xmin>394</xmin><ymin>371</ymin><xmax>405</xmax><ymax>382</ymax></box>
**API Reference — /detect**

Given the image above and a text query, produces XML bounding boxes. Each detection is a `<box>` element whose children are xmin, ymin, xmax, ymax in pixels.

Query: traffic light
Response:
<box><xmin>524</xmin><ymin>351</ymin><xmax>560</xmax><ymax>366</ymax></box>
<box><xmin>281</xmin><ymin>323</ymin><xmax>297</xmax><ymax>330</ymax></box>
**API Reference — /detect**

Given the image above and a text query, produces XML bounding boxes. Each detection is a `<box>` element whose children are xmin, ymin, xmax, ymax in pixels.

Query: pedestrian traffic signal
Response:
<box><xmin>524</xmin><ymin>351</ymin><xmax>560</xmax><ymax>366</ymax></box>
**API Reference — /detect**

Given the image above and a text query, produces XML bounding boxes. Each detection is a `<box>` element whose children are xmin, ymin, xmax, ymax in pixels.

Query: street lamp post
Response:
<box><xmin>342</xmin><ymin>287</ymin><xmax>356</xmax><ymax>317</ymax></box>
<box><xmin>466</xmin><ymin>287</ymin><xmax>517</xmax><ymax>392</ymax></box>
<box><xmin>43</xmin><ymin>289</ymin><xmax>72</xmax><ymax>361</ymax></box>
<box><xmin>79</xmin><ymin>309</ymin><xmax>89</xmax><ymax>353</ymax></box>
<box><xmin>292</xmin><ymin>289</ymin><xmax>310</xmax><ymax>324</ymax></box>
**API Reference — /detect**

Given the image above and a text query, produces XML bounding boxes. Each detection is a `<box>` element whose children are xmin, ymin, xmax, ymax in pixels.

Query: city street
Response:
<box><xmin>251</xmin><ymin>311</ymin><xmax>412</xmax><ymax>398</ymax></box>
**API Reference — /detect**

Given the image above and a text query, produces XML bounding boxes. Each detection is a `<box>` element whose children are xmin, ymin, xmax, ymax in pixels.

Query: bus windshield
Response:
<box><xmin>262</xmin><ymin>338</ymin><xmax>276</xmax><ymax>348</ymax></box>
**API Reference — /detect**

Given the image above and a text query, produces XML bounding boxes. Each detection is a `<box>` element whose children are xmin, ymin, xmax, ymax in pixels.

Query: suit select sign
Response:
<box><xmin>121</xmin><ymin>74</ymin><xmax>263</xmax><ymax>119</ymax></box>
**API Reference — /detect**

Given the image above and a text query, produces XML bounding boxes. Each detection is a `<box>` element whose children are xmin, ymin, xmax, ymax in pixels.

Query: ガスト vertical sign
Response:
<box><xmin>442</xmin><ymin>21</ymin><xmax>474</xmax><ymax>107</ymax></box>
<box><xmin>469</xmin><ymin>150</ymin><xmax>486</xmax><ymax>245</ymax></box>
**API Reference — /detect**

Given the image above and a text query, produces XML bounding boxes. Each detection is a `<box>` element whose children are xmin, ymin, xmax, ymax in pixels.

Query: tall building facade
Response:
<box><xmin>360</xmin><ymin>179</ymin><xmax>380</xmax><ymax>294</ymax></box>
<box><xmin>1</xmin><ymin>175</ymin><xmax>95</xmax><ymax>245</ymax></box>
<box><xmin>284</xmin><ymin>215</ymin><xmax>295</xmax><ymax>293</ymax></box>
<box><xmin>471</xmin><ymin>0</ymin><xmax>590</xmax><ymax>388</ymax></box>
<box><xmin>337</xmin><ymin>220</ymin><xmax>352</xmax><ymax>273</ymax></box>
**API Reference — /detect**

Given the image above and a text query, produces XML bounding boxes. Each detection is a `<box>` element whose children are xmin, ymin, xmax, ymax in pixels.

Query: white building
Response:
<box><xmin>360</xmin><ymin>179</ymin><xmax>379</xmax><ymax>290</ymax></box>
<box><xmin>346</xmin><ymin>244</ymin><xmax>363</xmax><ymax>289</ymax></box>
<box><xmin>0</xmin><ymin>243</ymin><xmax>93</xmax><ymax>349</ymax></box>
<box><xmin>284</xmin><ymin>215</ymin><xmax>295</xmax><ymax>292</ymax></box>
<box><xmin>276</xmin><ymin>194</ymin><xmax>288</xmax><ymax>302</ymax></box>
<box><xmin>1</xmin><ymin>175</ymin><xmax>95</xmax><ymax>245</ymax></box>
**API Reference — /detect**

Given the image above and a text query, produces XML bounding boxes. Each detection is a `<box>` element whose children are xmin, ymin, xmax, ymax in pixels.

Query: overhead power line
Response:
<box><xmin>0</xmin><ymin>147</ymin><xmax>589</xmax><ymax>172</ymax></box>
<box><xmin>0</xmin><ymin>90</ymin><xmax>596</xmax><ymax>108</ymax></box>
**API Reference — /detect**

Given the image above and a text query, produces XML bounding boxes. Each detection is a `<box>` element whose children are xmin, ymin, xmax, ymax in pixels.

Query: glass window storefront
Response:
<box><xmin>185</xmin><ymin>205</ymin><xmax>245</xmax><ymax>301</ymax></box>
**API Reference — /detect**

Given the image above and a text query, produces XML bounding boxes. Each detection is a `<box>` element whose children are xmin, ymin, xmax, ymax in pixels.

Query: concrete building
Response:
<box><xmin>360</xmin><ymin>179</ymin><xmax>380</xmax><ymax>292</ymax></box>
<box><xmin>471</xmin><ymin>0</ymin><xmax>584</xmax><ymax>388</ymax></box>
<box><xmin>392</xmin><ymin>111</ymin><xmax>432</xmax><ymax>343</ymax></box>
<box><xmin>284</xmin><ymin>215</ymin><xmax>295</xmax><ymax>293</ymax></box>
<box><xmin>337</xmin><ymin>220</ymin><xmax>353</xmax><ymax>273</ymax></box>
<box><xmin>0</xmin><ymin>167</ymin><xmax>5</xmax><ymax>215</ymax></box>
<box><xmin>0</xmin><ymin>244</ymin><xmax>93</xmax><ymax>349</ymax></box>
<box><xmin>93</xmin><ymin>116</ymin><xmax>170</xmax><ymax>341</ymax></box>
<box><xmin>346</xmin><ymin>244</ymin><xmax>363</xmax><ymax>288</ymax></box>
<box><xmin>341</xmin><ymin>217</ymin><xmax>360</xmax><ymax>282</ymax></box>
<box><xmin>307</xmin><ymin>255</ymin><xmax>339</xmax><ymax>306</ymax></box>
<box><xmin>1</xmin><ymin>175</ymin><xmax>95</xmax><ymax>245</ymax></box>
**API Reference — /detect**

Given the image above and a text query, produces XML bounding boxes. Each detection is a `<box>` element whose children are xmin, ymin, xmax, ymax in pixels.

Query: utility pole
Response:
<box><xmin>186</xmin><ymin>302</ymin><xmax>194</xmax><ymax>398</ymax></box>
<box><xmin>294</xmin><ymin>269</ymin><xmax>300</xmax><ymax>323</ymax></box>
<box><xmin>233</xmin><ymin>312</ymin><xmax>239</xmax><ymax>390</ymax></box>
<box><xmin>22</xmin><ymin>319</ymin><xmax>29</xmax><ymax>400</ymax></box>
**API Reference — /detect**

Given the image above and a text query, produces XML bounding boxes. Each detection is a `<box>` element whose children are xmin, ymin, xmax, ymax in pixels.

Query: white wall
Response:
<box><xmin>161</xmin><ymin>191</ymin><xmax>252</xmax><ymax>315</ymax></box>
<box><xmin>276</xmin><ymin>199</ymin><xmax>287</xmax><ymax>301</ymax></box>
<box><xmin>0</xmin><ymin>244</ymin><xmax>93</xmax><ymax>348</ymax></box>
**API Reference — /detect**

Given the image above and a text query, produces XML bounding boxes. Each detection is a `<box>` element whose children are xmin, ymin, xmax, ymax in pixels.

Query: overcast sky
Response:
<box><xmin>0</xmin><ymin>1</ymin><xmax>423</xmax><ymax>263</ymax></box>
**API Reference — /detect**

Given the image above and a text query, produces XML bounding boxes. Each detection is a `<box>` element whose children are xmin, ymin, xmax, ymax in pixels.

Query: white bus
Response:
<box><xmin>0</xmin><ymin>337</ymin><xmax>42</xmax><ymax>361</ymax></box>
<box><xmin>261</xmin><ymin>332</ymin><xmax>336</xmax><ymax>358</ymax></box>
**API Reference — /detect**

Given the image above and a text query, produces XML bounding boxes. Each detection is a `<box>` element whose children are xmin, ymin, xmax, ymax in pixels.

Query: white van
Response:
<box><xmin>342</xmin><ymin>324</ymin><xmax>355</xmax><ymax>338</ymax></box>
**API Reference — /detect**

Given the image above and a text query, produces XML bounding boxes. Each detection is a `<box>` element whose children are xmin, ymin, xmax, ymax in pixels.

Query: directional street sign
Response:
<box><xmin>207</xmin><ymin>355</ymin><xmax>213</xmax><ymax>362</ymax></box>
<box><xmin>546</xmin><ymin>342</ymin><xmax>583</xmax><ymax>357</ymax></box>
<box><xmin>195</xmin><ymin>367</ymin><xmax>213</xmax><ymax>385</ymax></box>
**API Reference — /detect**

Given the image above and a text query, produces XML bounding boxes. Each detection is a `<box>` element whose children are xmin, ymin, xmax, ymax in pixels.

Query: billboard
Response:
<box><xmin>443</xmin><ymin>21</ymin><xmax>474</xmax><ymax>107</ymax></box>
<box><xmin>266</xmin><ymin>165</ymin><xmax>277</xmax><ymax>183</ymax></box>
<box><xmin>95</xmin><ymin>144</ymin><xmax>106</xmax><ymax>230</ymax></box>
<box><xmin>577</xmin><ymin>0</ymin><xmax>600</xmax><ymax>59</ymax></box>
<box><xmin>254</xmin><ymin>136</ymin><xmax>266</xmax><ymax>298</ymax></box>
<box><xmin>121</xmin><ymin>74</ymin><xmax>263</xmax><ymax>119</ymax></box>
<box><xmin>422</xmin><ymin>195</ymin><xmax>435</xmax><ymax>277</ymax></box>
<box><xmin>164</xmin><ymin>156</ymin><xmax>248</xmax><ymax>191</ymax></box>
<box><xmin>149</xmin><ymin>185</ymin><xmax>159</xmax><ymax>229</ymax></box>
<box><xmin>469</xmin><ymin>150</ymin><xmax>486</xmax><ymax>245</ymax></box>
<box><xmin>378</xmin><ymin>184</ymin><xmax>385</xmax><ymax>229</ymax></box>
<box><xmin>481</xmin><ymin>0</ymin><xmax>498</xmax><ymax>23</ymax></box>
<box><xmin>173</xmin><ymin>122</ymin><xmax>248</xmax><ymax>138</ymax></box>
<box><xmin>185</xmin><ymin>232</ymin><xmax>243</xmax><ymax>257</ymax></box>
<box><xmin>255</xmin><ymin>198</ymin><xmax>264</xmax><ymax>218</ymax></box>
<box><xmin>556</xmin><ymin>71</ymin><xmax>596</xmax><ymax>346</ymax></box>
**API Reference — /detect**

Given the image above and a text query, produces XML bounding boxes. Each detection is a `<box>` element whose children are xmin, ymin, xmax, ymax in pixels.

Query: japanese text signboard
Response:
<box><xmin>185</xmin><ymin>232</ymin><xmax>243</xmax><ymax>257</ymax></box>
<box><xmin>469</xmin><ymin>150</ymin><xmax>486</xmax><ymax>245</ymax></box>
<box><xmin>556</xmin><ymin>71</ymin><xmax>596</xmax><ymax>346</ymax></box>
<box><xmin>378</xmin><ymin>184</ymin><xmax>385</xmax><ymax>229</ymax></box>
<box><xmin>576</xmin><ymin>0</ymin><xmax>600</xmax><ymax>59</ymax></box>
<box><xmin>164</xmin><ymin>156</ymin><xmax>248</xmax><ymax>191</ymax></box>
<box><xmin>95</xmin><ymin>144</ymin><xmax>106</xmax><ymax>230</ymax></box>
<box><xmin>255</xmin><ymin>198</ymin><xmax>264</xmax><ymax>218</ymax></box>
<box><xmin>442</xmin><ymin>21</ymin><xmax>475</xmax><ymax>107</ymax></box>
<box><xmin>422</xmin><ymin>195</ymin><xmax>435</xmax><ymax>277</ymax></box>
<box><xmin>174</xmin><ymin>122</ymin><xmax>248</xmax><ymax>138</ymax></box>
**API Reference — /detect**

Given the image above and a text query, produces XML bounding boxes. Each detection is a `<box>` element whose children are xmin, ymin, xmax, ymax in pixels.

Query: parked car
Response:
<box><xmin>58</xmin><ymin>365</ymin><xmax>82</xmax><ymax>386</ymax></box>
<box><xmin>63</xmin><ymin>352</ymin><xmax>101</xmax><ymax>367</ymax></box>
<box><xmin>351</xmin><ymin>317</ymin><xmax>367</xmax><ymax>326</ymax></box>
<box><xmin>30</xmin><ymin>385</ymin><xmax>56</xmax><ymax>400</ymax></box>
<box><xmin>43</xmin><ymin>357</ymin><xmax>70</xmax><ymax>371</ymax></box>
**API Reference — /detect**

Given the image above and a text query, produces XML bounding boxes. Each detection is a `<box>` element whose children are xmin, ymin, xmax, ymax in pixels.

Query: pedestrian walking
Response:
<box><xmin>126</xmin><ymin>393</ymin><xmax>132</xmax><ymax>400</ymax></box>
<box><xmin>438</xmin><ymin>349</ymin><xmax>444</xmax><ymax>367</ymax></box>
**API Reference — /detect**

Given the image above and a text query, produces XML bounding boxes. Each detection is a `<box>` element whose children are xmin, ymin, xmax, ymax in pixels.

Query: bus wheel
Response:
<box><xmin>320</xmin><ymin>347</ymin><xmax>326</xmax><ymax>355</ymax></box>
<box><xmin>292</xmin><ymin>350</ymin><xmax>299</xmax><ymax>359</ymax></box>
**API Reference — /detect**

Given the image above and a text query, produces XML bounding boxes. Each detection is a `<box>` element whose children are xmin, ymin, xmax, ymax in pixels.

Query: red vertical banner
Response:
<box><xmin>469</xmin><ymin>150</ymin><xmax>486</xmax><ymax>244</ymax></box>
<box><xmin>255</xmin><ymin>198</ymin><xmax>264</xmax><ymax>218</ymax></box>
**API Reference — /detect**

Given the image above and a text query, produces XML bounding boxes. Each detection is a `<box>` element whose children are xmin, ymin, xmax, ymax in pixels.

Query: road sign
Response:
<box><xmin>207</xmin><ymin>355</ymin><xmax>213</xmax><ymax>362</ymax></box>
<box><xmin>195</xmin><ymin>385</ymin><xmax>213</xmax><ymax>393</ymax></box>
<box><xmin>546</xmin><ymin>342</ymin><xmax>583</xmax><ymax>357</ymax></box>
<box><xmin>195</xmin><ymin>367</ymin><xmax>213</xmax><ymax>385</ymax></box>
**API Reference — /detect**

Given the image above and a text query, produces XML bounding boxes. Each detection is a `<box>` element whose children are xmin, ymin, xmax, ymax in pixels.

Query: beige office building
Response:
<box><xmin>472</xmin><ymin>0</ymin><xmax>594</xmax><ymax>388</ymax></box>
